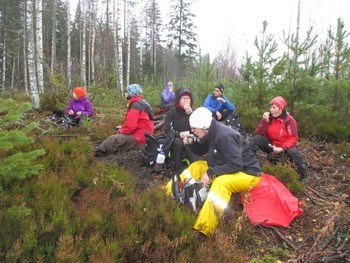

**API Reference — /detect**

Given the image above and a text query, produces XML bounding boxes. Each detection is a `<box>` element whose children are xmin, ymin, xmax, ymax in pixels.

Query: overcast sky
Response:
<box><xmin>187</xmin><ymin>0</ymin><xmax>349</xmax><ymax>61</ymax></box>
<box><xmin>71</xmin><ymin>0</ymin><xmax>349</xmax><ymax>62</ymax></box>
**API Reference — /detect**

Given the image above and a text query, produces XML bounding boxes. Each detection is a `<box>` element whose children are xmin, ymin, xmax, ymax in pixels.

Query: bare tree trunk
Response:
<box><xmin>27</xmin><ymin>0</ymin><xmax>40</xmax><ymax>108</ymax></box>
<box><xmin>23</xmin><ymin>2</ymin><xmax>29</xmax><ymax>95</ymax></box>
<box><xmin>11</xmin><ymin>56</ymin><xmax>15</xmax><ymax>90</ymax></box>
<box><xmin>90</xmin><ymin>0</ymin><xmax>97</xmax><ymax>86</ymax></box>
<box><xmin>80</xmin><ymin>0</ymin><xmax>86</xmax><ymax>85</ymax></box>
<box><xmin>113</xmin><ymin>0</ymin><xmax>118</xmax><ymax>86</ymax></box>
<box><xmin>124</xmin><ymin>0</ymin><xmax>130</xmax><ymax>86</ymax></box>
<box><xmin>50</xmin><ymin>0</ymin><xmax>57</xmax><ymax>78</ymax></box>
<box><xmin>67</xmin><ymin>0</ymin><xmax>72</xmax><ymax>89</ymax></box>
<box><xmin>139</xmin><ymin>0</ymin><xmax>143</xmax><ymax>76</ymax></box>
<box><xmin>117</xmin><ymin>0</ymin><xmax>123</xmax><ymax>92</ymax></box>
<box><xmin>1</xmin><ymin>36</ymin><xmax>6</xmax><ymax>91</ymax></box>
<box><xmin>36</xmin><ymin>0</ymin><xmax>44</xmax><ymax>94</ymax></box>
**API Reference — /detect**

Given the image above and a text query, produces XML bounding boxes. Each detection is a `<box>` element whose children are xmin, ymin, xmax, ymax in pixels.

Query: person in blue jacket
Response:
<box><xmin>203</xmin><ymin>83</ymin><xmax>235</xmax><ymax>121</ymax></box>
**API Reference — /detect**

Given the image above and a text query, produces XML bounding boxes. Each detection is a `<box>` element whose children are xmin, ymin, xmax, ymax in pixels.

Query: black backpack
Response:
<box><xmin>224</xmin><ymin>111</ymin><xmax>247</xmax><ymax>138</ymax></box>
<box><xmin>171</xmin><ymin>173</ymin><xmax>208</xmax><ymax>212</ymax></box>
<box><xmin>141</xmin><ymin>132</ymin><xmax>174</xmax><ymax>167</ymax></box>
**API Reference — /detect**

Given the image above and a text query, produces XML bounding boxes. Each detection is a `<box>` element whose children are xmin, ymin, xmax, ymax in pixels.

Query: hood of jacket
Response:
<box><xmin>175</xmin><ymin>86</ymin><xmax>193</xmax><ymax>105</ymax></box>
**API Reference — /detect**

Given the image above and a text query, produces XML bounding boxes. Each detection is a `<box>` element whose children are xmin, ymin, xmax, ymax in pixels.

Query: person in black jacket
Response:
<box><xmin>164</xmin><ymin>107</ymin><xmax>261</xmax><ymax>237</ymax></box>
<box><xmin>163</xmin><ymin>86</ymin><xmax>203</xmax><ymax>174</ymax></box>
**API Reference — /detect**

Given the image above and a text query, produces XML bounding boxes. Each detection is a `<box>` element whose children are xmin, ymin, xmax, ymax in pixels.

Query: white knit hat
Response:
<box><xmin>189</xmin><ymin>107</ymin><xmax>213</xmax><ymax>129</ymax></box>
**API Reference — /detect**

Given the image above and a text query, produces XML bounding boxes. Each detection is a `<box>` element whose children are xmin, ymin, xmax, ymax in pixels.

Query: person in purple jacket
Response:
<box><xmin>66</xmin><ymin>87</ymin><xmax>93</xmax><ymax>127</ymax></box>
<box><xmin>160</xmin><ymin>81</ymin><xmax>175</xmax><ymax>111</ymax></box>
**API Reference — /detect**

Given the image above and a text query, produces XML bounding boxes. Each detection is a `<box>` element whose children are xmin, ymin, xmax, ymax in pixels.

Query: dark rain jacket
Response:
<box><xmin>204</xmin><ymin>120</ymin><xmax>261</xmax><ymax>178</ymax></box>
<box><xmin>164</xmin><ymin>86</ymin><xmax>193</xmax><ymax>138</ymax></box>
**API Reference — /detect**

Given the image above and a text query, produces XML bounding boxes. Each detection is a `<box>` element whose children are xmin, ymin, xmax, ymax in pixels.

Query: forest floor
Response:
<box><xmin>40</xmin><ymin>112</ymin><xmax>350</xmax><ymax>262</ymax></box>
<box><xmin>94</xmin><ymin>130</ymin><xmax>350</xmax><ymax>262</ymax></box>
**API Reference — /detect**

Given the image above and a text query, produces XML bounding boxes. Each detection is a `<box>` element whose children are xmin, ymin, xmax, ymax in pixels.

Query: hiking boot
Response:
<box><xmin>299</xmin><ymin>171</ymin><xmax>307</xmax><ymax>180</ymax></box>
<box><xmin>94</xmin><ymin>147</ymin><xmax>106</xmax><ymax>157</ymax></box>
<box><xmin>194</xmin><ymin>231</ymin><xmax>207</xmax><ymax>241</ymax></box>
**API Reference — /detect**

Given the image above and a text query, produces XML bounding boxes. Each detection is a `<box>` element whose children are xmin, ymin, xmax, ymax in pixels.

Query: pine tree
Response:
<box><xmin>0</xmin><ymin>98</ymin><xmax>45</xmax><ymax>190</ymax></box>
<box><xmin>166</xmin><ymin>0</ymin><xmax>198</xmax><ymax>78</ymax></box>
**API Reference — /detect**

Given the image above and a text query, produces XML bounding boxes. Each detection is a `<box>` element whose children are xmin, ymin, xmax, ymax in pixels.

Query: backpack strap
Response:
<box><xmin>131</xmin><ymin>100</ymin><xmax>154</xmax><ymax>120</ymax></box>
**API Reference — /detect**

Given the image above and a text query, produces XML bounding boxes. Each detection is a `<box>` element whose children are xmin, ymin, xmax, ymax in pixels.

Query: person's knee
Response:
<box><xmin>285</xmin><ymin>147</ymin><xmax>301</xmax><ymax>158</ymax></box>
<box><xmin>172</xmin><ymin>138</ymin><xmax>184</xmax><ymax>149</ymax></box>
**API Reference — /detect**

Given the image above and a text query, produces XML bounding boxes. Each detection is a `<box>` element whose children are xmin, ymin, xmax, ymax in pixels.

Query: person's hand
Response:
<box><xmin>76</xmin><ymin>111</ymin><xmax>82</xmax><ymax>116</ymax></box>
<box><xmin>216</xmin><ymin>97</ymin><xmax>226</xmax><ymax>103</ymax></box>
<box><xmin>114</xmin><ymin>125</ymin><xmax>122</xmax><ymax>133</ymax></box>
<box><xmin>262</xmin><ymin>112</ymin><xmax>270</xmax><ymax>122</ymax></box>
<box><xmin>273</xmin><ymin>146</ymin><xmax>284</xmax><ymax>154</ymax></box>
<box><xmin>184</xmin><ymin>104</ymin><xmax>193</xmax><ymax>115</ymax></box>
<box><xmin>68</xmin><ymin>110</ymin><xmax>74</xmax><ymax>115</ymax></box>
<box><xmin>180</xmin><ymin>131</ymin><xmax>189</xmax><ymax>139</ymax></box>
<box><xmin>201</xmin><ymin>173</ymin><xmax>211</xmax><ymax>187</ymax></box>
<box><xmin>216</xmin><ymin>111</ymin><xmax>222</xmax><ymax>120</ymax></box>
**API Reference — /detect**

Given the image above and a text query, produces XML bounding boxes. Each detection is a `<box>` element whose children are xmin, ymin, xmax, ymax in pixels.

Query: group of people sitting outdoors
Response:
<box><xmin>67</xmin><ymin>82</ymin><xmax>307</xmax><ymax>239</ymax></box>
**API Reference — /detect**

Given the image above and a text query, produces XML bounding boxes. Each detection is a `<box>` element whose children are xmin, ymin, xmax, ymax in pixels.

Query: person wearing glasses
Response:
<box><xmin>203</xmin><ymin>83</ymin><xmax>235</xmax><ymax>121</ymax></box>
<box><xmin>163</xmin><ymin>86</ymin><xmax>203</xmax><ymax>174</ymax></box>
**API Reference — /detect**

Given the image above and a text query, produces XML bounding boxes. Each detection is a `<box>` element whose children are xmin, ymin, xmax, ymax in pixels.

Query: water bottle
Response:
<box><xmin>155</xmin><ymin>150</ymin><xmax>165</xmax><ymax>170</ymax></box>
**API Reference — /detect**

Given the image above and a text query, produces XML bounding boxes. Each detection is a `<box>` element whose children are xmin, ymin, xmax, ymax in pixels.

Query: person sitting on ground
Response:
<box><xmin>203</xmin><ymin>83</ymin><xmax>235</xmax><ymax>121</ymax></box>
<box><xmin>164</xmin><ymin>107</ymin><xmax>261</xmax><ymax>237</ymax></box>
<box><xmin>66</xmin><ymin>87</ymin><xmax>93</xmax><ymax>127</ymax></box>
<box><xmin>248</xmin><ymin>96</ymin><xmax>307</xmax><ymax>179</ymax></box>
<box><xmin>95</xmin><ymin>84</ymin><xmax>154</xmax><ymax>156</ymax></box>
<box><xmin>160</xmin><ymin>81</ymin><xmax>175</xmax><ymax>111</ymax></box>
<box><xmin>163</xmin><ymin>86</ymin><xmax>203</xmax><ymax>174</ymax></box>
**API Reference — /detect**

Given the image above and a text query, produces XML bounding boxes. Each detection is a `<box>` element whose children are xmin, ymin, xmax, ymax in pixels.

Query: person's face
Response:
<box><xmin>191</xmin><ymin>127</ymin><xmax>208</xmax><ymax>139</ymax></box>
<box><xmin>213</xmin><ymin>88</ymin><xmax>222</xmax><ymax>97</ymax></box>
<box><xmin>179</xmin><ymin>96</ymin><xmax>191</xmax><ymax>107</ymax></box>
<box><xmin>269</xmin><ymin>104</ymin><xmax>282</xmax><ymax>117</ymax></box>
<box><xmin>124</xmin><ymin>92</ymin><xmax>131</xmax><ymax>100</ymax></box>
<box><xmin>73</xmin><ymin>92</ymin><xmax>78</xmax><ymax>100</ymax></box>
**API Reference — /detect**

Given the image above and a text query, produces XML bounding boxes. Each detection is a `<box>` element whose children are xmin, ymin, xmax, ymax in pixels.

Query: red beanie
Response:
<box><xmin>73</xmin><ymin>87</ymin><xmax>86</xmax><ymax>99</ymax></box>
<box><xmin>270</xmin><ymin>96</ymin><xmax>287</xmax><ymax>110</ymax></box>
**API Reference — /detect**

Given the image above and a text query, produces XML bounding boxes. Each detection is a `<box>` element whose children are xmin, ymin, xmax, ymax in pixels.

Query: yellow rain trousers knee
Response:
<box><xmin>164</xmin><ymin>160</ymin><xmax>261</xmax><ymax>236</ymax></box>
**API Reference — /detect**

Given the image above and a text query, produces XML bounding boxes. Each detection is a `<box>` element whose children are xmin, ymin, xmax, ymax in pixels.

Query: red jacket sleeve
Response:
<box><xmin>281</xmin><ymin>116</ymin><xmax>299</xmax><ymax>150</ymax></box>
<box><xmin>120</xmin><ymin>108</ymin><xmax>140</xmax><ymax>134</ymax></box>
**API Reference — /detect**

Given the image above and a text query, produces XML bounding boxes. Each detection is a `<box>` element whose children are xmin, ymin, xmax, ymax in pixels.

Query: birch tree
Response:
<box><xmin>80</xmin><ymin>0</ymin><xmax>86</xmax><ymax>85</ymax></box>
<box><xmin>50</xmin><ymin>0</ymin><xmax>57</xmax><ymax>77</ymax></box>
<box><xmin>117</xmin><ymin>0</ymin><xmax>123</xmax><ymax>91</ymax></box>
<box><xmin>124</xmin><ymin>0</ymin><xmax>130</xmax><ymax>86</ymax></box>
<box><xmin>36</xmin><ymin>0</ymin><xmax>44</xmax><ymax>94</ymax></box>
<box><xmin>26</xmin><ymin>0</ymin><xmax>40</xmax><ymax>108</ymax></box>
<box><xmin>67</xmin><ymin>0</ymin><xmax>72</xmax><ymax>88</ymax></box>
<box><xmin>113</xmin><ymin>0</ymin><xmax>119</xmax><ymax>88</ymax></box>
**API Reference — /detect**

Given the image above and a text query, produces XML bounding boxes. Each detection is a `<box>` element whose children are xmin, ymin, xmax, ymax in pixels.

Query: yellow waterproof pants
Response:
<box><xmin>164</xmin><ymin>160</ymin><xmax>261</xmax><ymax>236</ymax></box>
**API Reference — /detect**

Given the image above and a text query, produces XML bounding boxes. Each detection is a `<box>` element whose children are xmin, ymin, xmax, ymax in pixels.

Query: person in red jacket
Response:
<box><xmin>95</xmin><ymin>84</ymin><xmax>154</xmax><ymax>156</ymax></box>
<box><xmin>249</xmin><ymin>96</ymin><xmax>307</xmax><ymax>179</ymax></box>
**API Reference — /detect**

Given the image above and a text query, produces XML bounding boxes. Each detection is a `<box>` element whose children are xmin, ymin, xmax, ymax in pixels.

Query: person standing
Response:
<box><xmin>164</xmin><ymin>107</ymin><xmax>261</xmax><ymax>237</ymax></box>
<box><xmin>203</xmin><ymin>83</ymin><xmax>235</xmax><ymax>121</ymax></box>
<box><xmin>248</xmin><ymin>96</ymin><xmax>307</xmax><ymax>179</ymax></box>
<box><xmin>95</xmin><ymin>84</ymin><xmax>154</xmax><ymax>156</ymax></box>
<box><xmin>66</xmin><ymin>87</ymin><xmax>93</xmax><ymax>127</ymax></box>
<box><xmin>160</xmin><ymin>81</ymin><xmax>175</xmax><ymax>111</ymax></box>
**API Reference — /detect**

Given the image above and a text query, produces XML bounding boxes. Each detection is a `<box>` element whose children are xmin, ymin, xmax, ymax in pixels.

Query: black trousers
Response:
<box><xmin>171</xmin><ymin>138</ymin><xmax>201</xmax><ymax>174</ymax></box>
<box><xmin>68</xmin><ymin>115</ymin><xmax>87</xmax><ymax>127</ymax></box>
<box><xmin>249</xmin><ymin>135</ymin><xmax>307</xmax><ymax>178</ymax></box>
